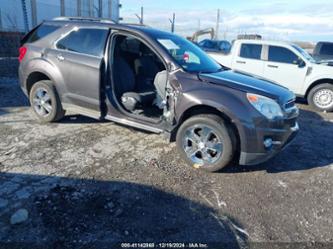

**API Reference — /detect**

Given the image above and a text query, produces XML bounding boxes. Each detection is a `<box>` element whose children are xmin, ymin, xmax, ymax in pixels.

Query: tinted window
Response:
<box><xmin>199</xmin><ymin>40</ymin><xmax>217</xmax><ymax>49</ymax></box>
<box><xmin>320</xmin><ymin>44</ymin><xmax>333</xmax><ymax>55</ymax></box>
<box><xmin>219</xmin><ymin>41</ymin><xmax>231</xmax><ymax>53</ymax></box>
<box><xmin>268</xmin><ymin>46</ymin><xmax>299</xmax><ymax>64</ymax></box>
<box><xmin>240</xmin><ymin>44</ymin><xmax>262</xmax><ymax>59</ymax></box>
<box><xmin>56</xmin><ymin>28</ymin><xmax>109</xmax><ymax>57</ymax></box>
<box><xmin>22</xmin><ymin>24</ymin><xmax>60</xmax><ymax>44</ymax></box>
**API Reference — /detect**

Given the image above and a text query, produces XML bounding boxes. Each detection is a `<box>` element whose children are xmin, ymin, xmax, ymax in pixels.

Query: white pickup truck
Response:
<box><xmin>208</xmin><ymin>39</ymin><xmax>333</xmax><ymax>112</ymax></box>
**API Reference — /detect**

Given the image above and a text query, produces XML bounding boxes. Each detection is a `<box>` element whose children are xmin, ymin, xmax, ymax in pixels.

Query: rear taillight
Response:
<box><xmin>18</xmin><ymin>46</ymin><xmax>27</xmax><ymax>62</ymax></box>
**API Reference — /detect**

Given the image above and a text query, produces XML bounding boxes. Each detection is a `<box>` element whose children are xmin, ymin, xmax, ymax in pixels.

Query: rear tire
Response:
<box><xmin>29</xmin><ymin>80</ymin><xmax>65</xmax><ymax>123</ymax></box>
<box><xmin>307</xmin><ymin>83</ymin><xmax>333</xmax><ymax>112</ymax></box>
<box><xmin>176</xmin><ymin>114</ymin><xmax>235</xmax><ymax>172</ymax></box>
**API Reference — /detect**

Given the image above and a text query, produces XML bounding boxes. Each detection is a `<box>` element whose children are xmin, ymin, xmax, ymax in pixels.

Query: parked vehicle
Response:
<box><xmin>198</xmin><ymin>39</ymin><xmax>231</xmax><ymax>54</ymax></box>
<box><xmin>313</xmin><ymin>42</ymin><xmax>333</xmax><ymax>62</ymax></box>
<box><xmin>19</xmin><ymin>17</ymin><xmax>299</xmax><ymax>172</ymax></box>
<box><xmin>208</xmin><ymin>39</ymin><xmax>333</xmax><ymax>112</ymax></box>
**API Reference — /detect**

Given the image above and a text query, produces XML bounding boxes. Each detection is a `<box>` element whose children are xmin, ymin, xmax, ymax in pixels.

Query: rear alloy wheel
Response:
<box><xmin>29</xmin><ymin>80</ymin><xmax>65</xmax><ymax>122</ymax></box>
<box><xmin>176</xmin><ymin>114</ymin><xmax>235</xmax><ymax>172</ymax></box>
<box><xmin>308</xmin><ymin>83</ymin><xmax>333</xmax><ymax>112</ymax></box>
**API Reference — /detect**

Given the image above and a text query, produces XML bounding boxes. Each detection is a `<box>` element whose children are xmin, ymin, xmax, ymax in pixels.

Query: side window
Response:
<box><xmin>22</xmin><ymin>24</ymin><xmax>60</xmax><ymax>44</ymax></box>
<box><xmin>268</xmin><ymin>46</ymin><xmax>299</xmax><ymax>64</ymax></box>
<box><xmin>56</xmin><ymin>28</ymin><xmax>109</xmax><ymax>57</ymax></box>
<box><xmin>239</xmin><ymin>44</ymin><xmax>262</xmax><ymax>60</ymax></box>
<box><xmin>320</xmin><ymin>44</ymin><xmax>333</xmax><ymax>55</ymax></box>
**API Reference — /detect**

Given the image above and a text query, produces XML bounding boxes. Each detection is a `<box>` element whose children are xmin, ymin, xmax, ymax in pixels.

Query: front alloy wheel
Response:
<box><xmin>176</xmin><ymin>114</ymin><xmax>235</xmax><ymax>172</ymax></box>
<box><xmin>183</xmin><ymin>125</ymin><xmax>223</xmax><ymax>165</ymax></box>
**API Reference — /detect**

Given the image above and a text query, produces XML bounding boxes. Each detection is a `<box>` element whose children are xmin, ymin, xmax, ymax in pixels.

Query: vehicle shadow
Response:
<box><xmin>225</xmin><ymin>108</ymin><xmax>333</xmax><ymax>174</ymax></box>
<box><xmin>60</xmin><ymin>114</ymin><xmax>103</xmax><ymax>124</ymax></box>
<box><xmin>0</xmin><ymin>172</ymin><xmax>247</xmax><ymax>249</ymax></box>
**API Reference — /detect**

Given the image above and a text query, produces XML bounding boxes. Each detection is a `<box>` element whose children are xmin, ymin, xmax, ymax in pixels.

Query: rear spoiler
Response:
<box><xmin>20</xmin><ymin>22</ymin><xmax>43</xmax><ymax>46</ymax></box>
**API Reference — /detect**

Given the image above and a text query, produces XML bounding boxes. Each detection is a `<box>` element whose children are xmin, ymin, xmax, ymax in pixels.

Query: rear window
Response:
<box><xmin>268</xmin><ymin>46</ymin><xmax>299</xmax><ymax>64</ymax></box>
<box><xmin>21</xmin><ymin>24</ymin><xmax>60</xmax><ymax>44</ymax></box>
<box><xmin>320</xmin><ymin>44</ymin><xmax>333</xmax><ymax>55</ymax></box>
<box><xmin>240</xmin><ymin>44</ymin><xmax>262</xmax><ymax>59</ymax></box>
<box><xmin>56</xmin><ymin>28</ymin><xmax>109</xmax><ymax>57</ymax></box>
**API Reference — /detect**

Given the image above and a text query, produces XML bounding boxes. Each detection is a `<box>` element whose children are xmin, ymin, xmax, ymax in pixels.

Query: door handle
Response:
<box><xmin>267</xmin><ymin>64</ymin><xmax>278</xmax><ymax>68</ymax></box>
<box><xmin>236</xmin><ymin>60</ymin><xmax>246</xmax><ymax>64</ymax></box>
<box><xmin>56</xmin><ymin>54</ymin><xmax>65</xmax><ymax>61</ymax></box>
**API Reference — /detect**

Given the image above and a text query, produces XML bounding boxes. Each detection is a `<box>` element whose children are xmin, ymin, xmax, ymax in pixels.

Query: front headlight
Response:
<box><xmin>247</xmin><ymin>93</ymin><xmax>283</xmax><ymax>120</ymax></box>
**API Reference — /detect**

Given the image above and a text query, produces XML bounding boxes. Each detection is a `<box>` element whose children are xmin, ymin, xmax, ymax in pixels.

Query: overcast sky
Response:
<box><xmin>120</xmin><ymin>0</ymin><xmax>333</xmax><ymax>42</ymax></box>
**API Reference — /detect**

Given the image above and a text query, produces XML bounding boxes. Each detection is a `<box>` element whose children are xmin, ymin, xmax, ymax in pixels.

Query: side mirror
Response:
<box><xmin>298</xmin><ymin>59</ymin><xmax>306</xmax><ymax>68</ymax></box>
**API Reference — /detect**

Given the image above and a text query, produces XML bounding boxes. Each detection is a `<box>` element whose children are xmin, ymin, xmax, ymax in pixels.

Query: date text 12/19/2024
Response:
<box><xmin>121</xmin><ymin>242</ymin><xmax>208</xmax><ymax>248</ymax></box>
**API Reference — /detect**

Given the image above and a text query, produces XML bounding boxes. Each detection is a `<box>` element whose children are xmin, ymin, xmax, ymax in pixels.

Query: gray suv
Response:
<box><xmin>19</xmin><ymin>17</ymin><xmax>299</xmax><ymax>172</ymax></box>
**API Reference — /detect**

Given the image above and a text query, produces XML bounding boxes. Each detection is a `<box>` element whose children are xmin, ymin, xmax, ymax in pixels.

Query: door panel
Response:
<box><xmin>46</xmin><ymin>49</ymin><xmax>102</xmax><ymax>111</ymax></box>
<box><xmin>233</xmin><ymin>43</ymin><xmax>265</xmax><ymax>78</ymax></box>
<box><xmin>233</xmin><ymin>56</ymin><xmax>265</xmax><ymax>77</ymax></box>
<box><xmin>263</xmin><ymin>62</ymin><xmax>307</xmax><ymax>94</ymax></box>
<box><xmin>44</xmin><ymin>27</ymin><xmax>109</xmax><ymax>112</ymax></box>
<box><xmin>264</xmin><ymin>45</ymin><xmax>307</xmax><ymax>94</ymax></box>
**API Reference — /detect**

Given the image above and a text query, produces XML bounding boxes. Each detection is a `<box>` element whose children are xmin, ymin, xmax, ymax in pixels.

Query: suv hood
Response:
<box><xmin>199</xmin><ymin>70</ymin><xmax>295</xmax><ymax>104</ymax></box>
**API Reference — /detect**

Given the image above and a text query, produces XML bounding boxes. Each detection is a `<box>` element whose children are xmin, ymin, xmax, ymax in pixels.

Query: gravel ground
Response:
<box><xmin>0</xmin><ymin>77</ymin><xmax>333</xmax><ymax>249</ymax></box>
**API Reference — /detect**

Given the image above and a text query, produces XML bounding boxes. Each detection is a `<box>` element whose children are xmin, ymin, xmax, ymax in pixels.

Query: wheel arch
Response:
<box><xmin>305</xmin><ymin>78</ymin><xmax>333</xmax><ymax>99</ymax></box>
<box><xmin>23</xmin><ymin>58</ymin><xmax>66</xmax><ymax>98</ymax></box>
<box><xmin>26</xmin><ymin>71</ymin><xmax>51</xmax><ymax>95</ymax></box>
<box><xmin>170</xmin><ymin>104</ymin><xmax>241</xmax><ymax>155</ymax></box>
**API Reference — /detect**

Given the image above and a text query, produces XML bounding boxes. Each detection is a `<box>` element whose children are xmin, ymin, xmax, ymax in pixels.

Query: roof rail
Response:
<box><xmin>53</xmin><ymin>16</ymin><xmax>115</xmax><ymax>24</ymax></box>
<box><xmin>121</xmin><ymin>23</ymin><xmax>150</xmax><ymax>27</ymax></box>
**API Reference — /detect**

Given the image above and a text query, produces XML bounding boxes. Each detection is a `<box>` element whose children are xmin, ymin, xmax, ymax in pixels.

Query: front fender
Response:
<box><xmin>175</xmin><ymin>84</ymin><xmax>257</xmax><ymax>153</ymax></box>
<box><xmin>303</xmin><ymin>66</ymin><xmax>333</xmax><ymax>94</ymax></box>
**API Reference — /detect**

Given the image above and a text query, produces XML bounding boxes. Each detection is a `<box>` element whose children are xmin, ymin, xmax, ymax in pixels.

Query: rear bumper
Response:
<box><xmin>239</xmin><ymin>122</ymin><xmax>299</xmax><ymax>165</ymax></box>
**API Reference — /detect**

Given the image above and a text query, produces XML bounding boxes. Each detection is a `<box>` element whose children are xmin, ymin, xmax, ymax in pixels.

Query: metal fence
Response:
<box><xmin>0</xmin><ymin>0</ymin><xmax>120</xmax><ymax>32</ymax></box>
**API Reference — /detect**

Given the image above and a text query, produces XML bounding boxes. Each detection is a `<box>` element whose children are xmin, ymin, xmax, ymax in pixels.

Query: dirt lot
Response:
<box><xmin>0</xmin><ymin>77</ymin><xmax>333</xmax><ymax>248</ymax></box>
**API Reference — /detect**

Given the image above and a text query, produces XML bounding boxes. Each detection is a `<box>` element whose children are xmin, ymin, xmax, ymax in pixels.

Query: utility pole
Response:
<box><xmin>108</xmin><ymin>0</ymin><xmax>112</xmax><ymax>19</ymax></box>
<box><xmin>169</xmin><ymin>13</ymin><xmax>175</xmax><ymax>33</ymax></box>
<box><xmin>77</xmin><ymin>0</ymin><xmax>81</xmax><ymax>16</ymax></box>
<box><xmin>215</xmin><ymin>9</ymin><xmax>220</xmax><ymax>40</ymax></box>
<box><xmin>60</xmin><ymin>0</ymin><xmax>65</xmax><ymax>16</ymax></box>
<box><xmin>88</xmin><ymin>0</ymin><xmax>93</xmax><ymax>17</ymax></box>
<box><xmin>31</xmin><ymin>0</ymin><xmax>37</xmax><ymax>27</ymax></box>
<box><xmin>21</xmin><ymin>0</ymin><xmax>29</xmax><ymax>31</ymax></box>
<box><xmin>98</xmin><ymin>0</ymin><xmax>103</xmax><ymax>17</ymax></box>
<box><xmin>135</xmin><ymin>6</ymin><xmax>143</xmax><ymax>25</ymax></box>
<box><xmin>0</xmin><ymin>8</ymin><xmax>3</xmax><ymax>31</ymax></box>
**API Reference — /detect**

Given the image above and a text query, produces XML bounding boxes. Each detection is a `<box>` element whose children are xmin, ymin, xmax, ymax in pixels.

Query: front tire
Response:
<box><xmin>29</xmin><ymin>80</ymin><xmax>65</xmax><ymax>123</ymax></box>
<box><xmin>308</xmin><ymin>83</ymin><xmax>333</xmax><ymax>112</ymax></box>
<box><xmin>176</xmin><ymin>114</ymin><xmax>235</xmax><ymax>172</ymax></box>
